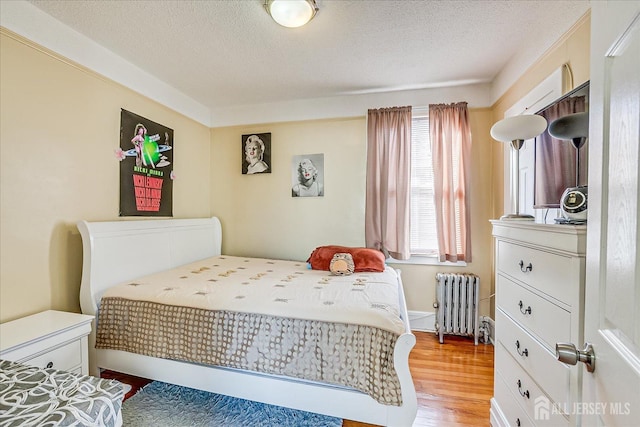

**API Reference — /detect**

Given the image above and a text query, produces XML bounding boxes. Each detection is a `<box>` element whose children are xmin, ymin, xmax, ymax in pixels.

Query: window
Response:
<box><xmin>386</xmin><ymin>107</ymin><xmax>468</xmax><ymax>265</ymax></box>
<box><xmin>410</xmin><ymin>110</ymin><xmax>438</xmax><ymax>256</ymax></box>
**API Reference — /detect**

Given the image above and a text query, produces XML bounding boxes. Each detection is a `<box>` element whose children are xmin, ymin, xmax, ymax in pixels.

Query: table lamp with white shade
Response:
<box><xmin>491</xmin><ymin>114</ymin><xmax>548</xmax><ymax>220</ymax></box>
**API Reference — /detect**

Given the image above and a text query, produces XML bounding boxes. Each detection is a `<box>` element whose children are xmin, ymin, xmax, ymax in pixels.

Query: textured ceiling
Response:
<box><xmin>27</xmin><ymin>0</ymin><xmax>590</xmax><ymax>110</ymax></box>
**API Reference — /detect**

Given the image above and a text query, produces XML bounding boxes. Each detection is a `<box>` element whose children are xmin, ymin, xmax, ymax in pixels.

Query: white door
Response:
<box><xmin>581</xmin><ymin>2</ymin><xmax>640</xmax><ymax>426</ymax></box>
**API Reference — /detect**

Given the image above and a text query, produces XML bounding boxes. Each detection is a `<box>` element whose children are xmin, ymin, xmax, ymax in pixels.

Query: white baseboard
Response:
<box><xmin>410</xmin><ymin>311</ymin><xmax>494</xmax><ymax>344</ymax></box>
<box><xmin>408</xmin><ymin>310</ymin><xmax>435</xmax><ymax>332</ymax></box>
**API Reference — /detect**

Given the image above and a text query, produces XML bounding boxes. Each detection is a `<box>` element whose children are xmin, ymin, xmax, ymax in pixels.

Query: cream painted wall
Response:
<box><xmin>210</xmin><ymin>118</ymin><xmax>367</xmax><ymax>260</ymax></box>
<box><xmin>210</xmin><ymin>109</ymin><xmax>495</xmax><ymax>317</ymax></box>
<box><xmin>0</xmin><ymin>30</ymin><xmax>211</xmax><ymax>322</ymax></box>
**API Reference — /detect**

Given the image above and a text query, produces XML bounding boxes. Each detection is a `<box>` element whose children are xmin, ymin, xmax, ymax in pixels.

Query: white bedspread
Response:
<box><xmin>101</xmin><ymin>255</ymin><xmax>405</xmax><ymax>335</ymax></box>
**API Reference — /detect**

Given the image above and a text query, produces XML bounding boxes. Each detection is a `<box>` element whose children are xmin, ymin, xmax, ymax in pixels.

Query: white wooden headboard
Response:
<box><xmin>77</xmin><ymin>217</ymin><xmax>222</xmax><ymax>315</ymax></box>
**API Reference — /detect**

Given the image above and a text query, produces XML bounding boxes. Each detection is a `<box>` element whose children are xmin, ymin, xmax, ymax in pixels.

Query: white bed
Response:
<box><xmin>77</xmin><ymin>217</ymin><xmax>417</xmax><ymax>426</ymax></box>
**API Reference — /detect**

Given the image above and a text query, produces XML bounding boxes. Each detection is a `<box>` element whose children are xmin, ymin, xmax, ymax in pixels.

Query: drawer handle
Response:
<box><xmin>517</xmin><ymin>379</ymin><xmax>530</xmax><ymax>399</ymax></box>
<box><xmin>516</xmin><ymin>340</ymin><xmax>529</xmax><ymax>357</ymax></box>
<box><xmin>46</xmin><ymin>362</ymin><xmax>53</xmax><ymax>369</ymax></box>
<box><xmin>518</xmin><ymin>300</ymin><xmax>532</xmax><ymax>315</ymax></box>
<box><xmin>519</xmin><ymin>260</ymin><xmax>533</xmax><ymax>273</ymax></box>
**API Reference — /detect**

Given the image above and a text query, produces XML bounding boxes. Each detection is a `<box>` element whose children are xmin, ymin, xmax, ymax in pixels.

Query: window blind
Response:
<box><xmin>410</xmin><ymin>115</ymin><xmax>438</xmax><ymax>255</ymax></box>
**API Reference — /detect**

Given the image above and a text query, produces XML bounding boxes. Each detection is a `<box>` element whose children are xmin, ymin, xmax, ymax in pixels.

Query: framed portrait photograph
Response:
<box><xmin>291</xmin><ymin>153</ymin><xmax>324</xmax><ymax>197</ymax></box>
<box><xmin>242</xmin><ymin>133</ymin><xmax>271</xmax><ymax>174</ymax></box>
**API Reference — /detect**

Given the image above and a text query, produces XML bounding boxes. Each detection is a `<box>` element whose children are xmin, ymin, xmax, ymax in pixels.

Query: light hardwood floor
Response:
<box><xmin>343</xmin><ymin>331</ymin><xmax>495</xmax><ymax>427</ymax></box>
<box><xmin>106</xmin><ymin>330</ymin><xmax>495</xmax><ymax>426</ymax></box>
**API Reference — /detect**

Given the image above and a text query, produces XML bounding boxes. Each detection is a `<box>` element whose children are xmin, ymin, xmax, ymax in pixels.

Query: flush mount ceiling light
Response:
<box><xmin>265</xmin><ymin>0</ymin><xmax>319</xmax><ymax>28</ymax></box>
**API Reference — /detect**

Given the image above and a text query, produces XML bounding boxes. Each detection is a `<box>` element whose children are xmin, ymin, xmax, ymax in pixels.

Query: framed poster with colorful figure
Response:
<box><xmin>118</xmin><ymin>109</ymin><xmax>174</xmax><ymax>216</ymax></box>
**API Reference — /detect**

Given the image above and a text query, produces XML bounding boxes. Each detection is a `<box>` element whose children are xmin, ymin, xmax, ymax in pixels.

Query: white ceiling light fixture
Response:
<box><xmin>265</xmin><ymin>0</ymin><xmax>319</xmax><ymax>28</ymax></box>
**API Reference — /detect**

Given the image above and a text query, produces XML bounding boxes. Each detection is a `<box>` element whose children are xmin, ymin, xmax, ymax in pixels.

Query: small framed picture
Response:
<box><xmin>291</xmin><ymin>154</ymin><xmax>324</xmax><ymax>197</ymax></box>
<box><xmin>242</xmin><ymin>133</ymin><xmax>271</xmax><ymax>174</ymax></box>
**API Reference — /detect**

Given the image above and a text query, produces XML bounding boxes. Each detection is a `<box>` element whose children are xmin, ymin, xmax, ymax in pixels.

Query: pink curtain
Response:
<box><xmin>429</xmin><ymin>102</ymin><xmax>472</xmax><ymax>262</ymax></box>
<box><xmin>365</xmin><ymin>106</ymin><xmax>412</xmax><ymax>260</ymax></box>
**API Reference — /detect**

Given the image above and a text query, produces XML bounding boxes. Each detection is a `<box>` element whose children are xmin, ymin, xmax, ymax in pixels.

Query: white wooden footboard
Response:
<box><xmin>77</xmin><ymin>217</ymin><xmax>417</xmax><ymax>426</ymax></box>
<box><xmin>94</xmin><ymin>283</ymin><xmax>417</xmax><ymax>426</ymax></box>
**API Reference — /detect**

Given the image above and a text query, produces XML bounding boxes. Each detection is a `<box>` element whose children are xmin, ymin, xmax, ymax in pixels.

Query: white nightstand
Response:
<box><xmin>0</xmin><ymin>310</ymin><xmax>94</xmax><ymax>375</ymax></box>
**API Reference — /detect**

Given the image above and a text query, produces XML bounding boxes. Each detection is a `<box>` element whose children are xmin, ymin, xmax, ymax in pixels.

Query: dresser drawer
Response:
<box><xmin>494</xmin><ymin>371</ymin><xmax>536</xmax><ymax>427</ymax></box>
<box><xmin>496</xmin><ymin>309</ymin><xmax>571</xmax><ymax>407</ymax></box>
<box><xmin>497</xmin><ymin>274</ymin><xmax>570</xmax><ymax>350</ymax></box>
<box><xmin>497</xmin><ymin>240</ymin><xmax>579</xmax><ymax>305</ymax></box>
<box><xmin>496</xmin><ymin>343</ymin><xmax>569</xmax><ymax>427</ymax></box>
<box><xmin>20</xmin><ymin>340</ymin><xmax>82</xmax><ymax>372</ymax></box>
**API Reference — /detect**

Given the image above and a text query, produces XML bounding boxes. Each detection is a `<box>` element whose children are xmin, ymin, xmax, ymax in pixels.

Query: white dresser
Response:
<box><xmin>490</xmin><ymin>221</ymin><xmax>587</xmax><ymax>427</ymax></box>
<box><xmin>0</xmin><ymin>310</ymin><xmax>94</xmax><ymax>375</ymax></box>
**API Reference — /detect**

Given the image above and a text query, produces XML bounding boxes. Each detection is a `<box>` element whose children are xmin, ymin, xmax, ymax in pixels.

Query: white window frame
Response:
<box><xmin>388</xmin><ymin>107</ymin><xmax>466</xmax><ymax>267</ymax></box>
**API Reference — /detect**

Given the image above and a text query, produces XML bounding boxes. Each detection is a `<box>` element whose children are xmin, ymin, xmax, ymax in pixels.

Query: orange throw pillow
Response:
<box><xmin>307</xmin><ymin>245</ymin><xmax>386</xmax><ymax>272</ymax></box>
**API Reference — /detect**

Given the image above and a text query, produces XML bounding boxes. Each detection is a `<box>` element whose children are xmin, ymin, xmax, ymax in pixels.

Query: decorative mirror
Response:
<box><xmin>533</xmin><ymin>81</ymin><xmax>589</xmax><ymax>209</ymax></box>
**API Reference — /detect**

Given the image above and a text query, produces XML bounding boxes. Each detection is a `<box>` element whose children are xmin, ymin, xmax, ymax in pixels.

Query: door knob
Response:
<box><xmin>556</xmin><ymin>342</ymin><xmax>596</xmax><ymax>373</ymax></box>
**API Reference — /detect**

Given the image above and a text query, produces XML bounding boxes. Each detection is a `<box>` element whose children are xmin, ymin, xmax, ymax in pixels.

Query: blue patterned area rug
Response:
<box><xmin>122</xmin><ymin>381</ymin><xmax>343</xmax><ymax>426</ymax></box>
